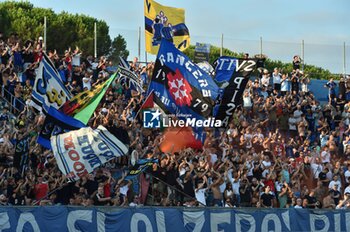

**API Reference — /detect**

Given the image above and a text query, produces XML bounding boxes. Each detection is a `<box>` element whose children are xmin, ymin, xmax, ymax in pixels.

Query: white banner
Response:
<box><xmin>51</xmin><ymin>126</ymin><xmax>128</xmax><ymax>181</ymax></box>
<box><xmin>31</xmin><ymin>53</ymin><xmax>72</xmax><ymax>113</ymax></box>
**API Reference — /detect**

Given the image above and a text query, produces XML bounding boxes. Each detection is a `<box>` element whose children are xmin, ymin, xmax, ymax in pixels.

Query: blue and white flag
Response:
<box><xmin>125</xmin><ymin>158</ymin><xmax>159</xmax><ymax>180</ymax></box>
<box><xmin>31</xmin><ymin>53</ymin><xmax>72</xmax><ymax>114</ymax></box>
<box><xmin>214</xmin><ymin>56</ymin><xmax>257</xmax><ymax>127</ymax></box>
<box><xmin>147</xmin><ymin>40</ymin><xmax>219</xmax><ymax>143</ymax></box>
<box><xmin>37</xmin><ymin>107</ymin><xmax>86</xmax><ymax>149</ymax></box>
<box><xmin>51</xmin><ymin>125</ymin><xmax>128</xmax><ymax>182</ymax></box>
<box><xmin>148</xmin><ymin>39</ymin><xmax>219</xmax><ymax>120</ymax></box>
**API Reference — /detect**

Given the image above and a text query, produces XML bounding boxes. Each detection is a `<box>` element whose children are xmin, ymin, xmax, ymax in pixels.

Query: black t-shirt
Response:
<box><xmin>154</xmin><ymin>166</ymin><xmax>167</xmax><ymax>182</ymax></box>
<box><xmin>305</xmin><ymin>195</ymin><xmax>317</xmax><ymax>208</ymax></box>
<box><xmin>0</xmin><ymin>153</ymin><xmax>7</xmax><ymax>165</ymax></box>
<box><xmin>56</xmin><ymin>182</ymin><xmax>78</xmax><ymax>205</ymax></box>
<box><xmin>261</xmin><ymin>193</ymin><xmax>274</xmax><ymax>207</ymax></box>
<box><xmin>183</xmin><ymin>178</ymin><xmax>195</xmax><ymax>198</ymax></box>
<box><xmin>72</xmin><ymin>71</ymin><xmax>83</xmax><ymax>88</ymax></box>
<box><xmin>240</xmin><ymin>185</ymin><xmax>252</xmax><ymax>204</ymax></box>
<box><xmin>253</xmin><ymin>165</ymin><xmax>263</xmax><ymax>180</ymax></box>
<box><xmin>166</xmin><ymin>166</ymin><xmax>178</xmax><ymax>186</ymax></box>
<box><xmin>9</xmin><ymin>194</ymin><xmax>25</xmax><ymax>205</ymax></box>
<box><xmin>105</xmin><ymin>125</ymin><xmax>130</xmax><ymax>146</ymax></box>
<box><xmin>93</xmin><ymin>193</ymin><xmax>109</xmax><ymax>206</ymax></box>
<box><xmin>318</xmin><ymin>172</ymin><xmax>327</xmax><ymax>181</ymax></box>
<box><xmin>24</xmin><ymin>68</ymin><xmax>36</xmax><ymax>82</ymax></box>
<box><xmin>22</xmin><ymin>51</ymin><xmax>34</xmax><ymax>63</ymax></box>
<box><xmin>293</xmin><ymin>60</ymin><xmax>301</xmax><ymax>70</ymax></box>
<box><xmin>330</xmin><ymin>189</ymin><xmax>341</xmax><ymax>205</ymax></box>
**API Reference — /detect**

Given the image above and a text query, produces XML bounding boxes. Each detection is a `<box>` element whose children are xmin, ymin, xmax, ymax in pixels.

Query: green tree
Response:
<box><xmin>0</xmin><ymin>1</ymin><xmax>113</xmax><ymax>57</ymax></box>
<box><xmin>108</xmin><ymin>34</ymin><xmax>129</xmax><ymax>64</ymax></box>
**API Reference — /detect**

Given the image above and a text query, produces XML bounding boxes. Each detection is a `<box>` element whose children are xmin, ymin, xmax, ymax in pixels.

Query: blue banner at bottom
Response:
<box><xmin>0</xmin><ymin>207</ymin><xmax>349</xmax><ymax>232</ymax></box>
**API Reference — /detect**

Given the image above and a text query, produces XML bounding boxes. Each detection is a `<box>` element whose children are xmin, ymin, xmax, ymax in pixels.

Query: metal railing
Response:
<box><xmin>145</xmin><ymin>171</ymin><xmax>205</xmax><ymax>207</ymax></box>
<box><xmin>1</xmin><ymin>86</ymin><xmax>26</xmax><ymax>115</ymax></box>
<box><xmin>31</xmin><ymin>170</ymin><xmax>203</xmax><ymax>207</ymax></box>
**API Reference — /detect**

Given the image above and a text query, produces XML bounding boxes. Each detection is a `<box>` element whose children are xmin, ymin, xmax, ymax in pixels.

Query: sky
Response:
<box><xmin>6</xmin><ymin>0</ymin><xmax>350</xmax><ymax>73</ymax></box>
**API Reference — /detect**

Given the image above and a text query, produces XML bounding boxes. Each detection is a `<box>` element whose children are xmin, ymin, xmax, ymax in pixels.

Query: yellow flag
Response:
<box><xmin>144</xmin><ymin>0</ymin><xmax>190</xmax><ymax>54</ymax></box>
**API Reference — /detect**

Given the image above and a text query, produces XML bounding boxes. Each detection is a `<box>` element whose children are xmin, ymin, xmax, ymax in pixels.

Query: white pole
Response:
<box><xmin>344</xmin><ymin>42</ymin><xmax>346</xmax><ymax>76</ymax></box>
<box><xmin>138</xmin><ymin>27</ymin><xmax>141</xmax><ymax>61</ymax></box>
<box><xmin>94</xmin><ymin>22</ymin><xmax>97</xmax><ymax>58</ymax></box>
<box><xmin>44</xmin><ymin>16</ymin><xmax>47</xmax><ymax>51</ymax></box>
<box><xmin>260</xmin><ymin>36</ymin><xmax>262</xmax><ymax>57</ymax></box>
<box><xmin>302</xmin><ymin>39</ymin><xmax>305</xmax><ymax>71</ymax></box>
<box><xmin>220</xmin><ymin>33</ymin><xmax>223</xmax><ymax>56</ymax></box>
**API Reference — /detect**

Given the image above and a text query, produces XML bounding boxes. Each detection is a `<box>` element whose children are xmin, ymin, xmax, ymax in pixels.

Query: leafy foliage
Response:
<box><xmin>0</xmin><ymin>2</ymin><xmax>128</xmax><ymax>59</ymax></box>
<box><xmin>108</xmin><ymin>35</ymin><xmax>129</xmax><ymax>64</ymax></box>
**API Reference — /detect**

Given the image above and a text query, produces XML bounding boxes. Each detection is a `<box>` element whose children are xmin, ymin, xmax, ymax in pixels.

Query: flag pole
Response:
<box><xmin>138</xmin><ymin>27</ymin><xmax>141</xmax><ymax>61</ymax></box>
<box><xmin>220</xmin><ymin>33</ymin><xmax>223</xmax><ymax>56</ymax></box>
<box><xmin>344</xmin><ymin>42</ymin><xmax>346</xmax><ymax>76</ymax></box>
<box><xmin>94</xmin><ymin>22</ymin><xmax>97</xmax><ymax>58</ymax></box>
<box><xmin>260</xmin><ymin>36</ymin><xmax>263</xmax><ymax>58</ymax></box>
<box><xmin>301</xmin><ymin>39</ymin><xmax>305</xmax><ymax>72</ymax></box>
<box><xmin>133</xmin><ymin>89</ymin><xmax>154</xmax><ymax>121</ymax></box>
<box><xmin>44</xmin><ymin>16</ymin><xmax>47</xmax><ymax>51</ymax></box>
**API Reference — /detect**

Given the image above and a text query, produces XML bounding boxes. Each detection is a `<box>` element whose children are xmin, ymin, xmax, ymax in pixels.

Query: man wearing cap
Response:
<box><xmin>261</xmin><ymin>69</ymin><xmax>270</xmax><ymax>88</ymax></box>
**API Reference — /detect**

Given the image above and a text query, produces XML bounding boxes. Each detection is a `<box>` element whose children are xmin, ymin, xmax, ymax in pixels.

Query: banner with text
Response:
<box><xmin>51</xmin><ymin>126</ymin><xmax>128</xmax><ymax>181</ymax></box>
<box><xmin>0</xmin><ymin>207</ymin><xmax>349</xmax><ymax>232</ymax></box>
<box><xmin>214</xmin><ymin>56</ymin><xmax>257</xmax><ymax>127</ymax></box>
<box><xmin>194</xmin><ymin>42</ymin><xmax>211</xmax><ymax>63</ymax></box>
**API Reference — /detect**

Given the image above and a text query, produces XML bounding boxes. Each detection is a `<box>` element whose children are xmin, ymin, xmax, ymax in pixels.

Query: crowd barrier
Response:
<box><xmin>0</xmin><ymin>206</ymin><xmax>349</xmax><ymax>232</ymax></box>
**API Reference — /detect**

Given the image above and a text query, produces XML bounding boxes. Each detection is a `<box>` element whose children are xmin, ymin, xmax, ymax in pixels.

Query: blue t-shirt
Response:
<box><xmin>326</xmin><ymin>81</ymin><xmax>336</xmax><ymax>95</ymax></box>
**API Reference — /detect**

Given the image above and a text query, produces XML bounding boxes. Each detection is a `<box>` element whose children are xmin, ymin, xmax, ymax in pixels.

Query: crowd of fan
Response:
<box><xmin>1</xmin><ymin>33</ymin><xmax>350</xmax><ymax>209</ymax></box>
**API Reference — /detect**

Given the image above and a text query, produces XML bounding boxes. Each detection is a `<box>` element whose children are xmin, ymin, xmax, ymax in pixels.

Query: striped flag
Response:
<box><xmin>31</xmin><ymin>53</ymin><xmax>72</xmax><ymax>114</ymax></box>
<box><xmin>51</xmin><ymin>125</ymin><xmax>128</xmax><ymax>182</ymax></box>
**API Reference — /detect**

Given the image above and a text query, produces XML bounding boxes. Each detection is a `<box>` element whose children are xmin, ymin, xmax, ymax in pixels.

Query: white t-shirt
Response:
<box><xmin>243</xmin><ymin>96</ymin><xmax>253</xmax><ymax>107</ymax></box>
<box><xmin>345</xmin><ymin>170</ymin><xmax>350</xmax><ymax>183</ymax></box>
<box><xmin>311</xmin><ymin>163</ymin><xmax>323</xmax><ymax>179</ymax></box>
<box><xmin>281</xmin><ymin>78</ymin><xmax>289</xmax><ymax>91</ymax></box>
<box><xmin>273</xmin><ymin>73</ymin><xmax>281</xmax><ymax>84</ymax></box>
<box><xmin>261</xmin><ymin>76</ymin><xmax>270</xmax><ymax>87</ymax></box>
<box><xmin>329</xmin><ymin>180</ymin><xmax>341</xmax><ymax>192</ymax></box>
<box><xmin>262</xmin><ymin>160</ymin><xmax>272</xmax><ymax>169</ymax></box>
<box><xmin>120</xmin><ymin>185</ymin><xmax>129</xmax><ymax>196</ymax></box>
<box><xmin>289</xmin><ymin>117</ymin><xmax>297</xmax><ymax>131</ymax></box>
<box><xmin>82</xmin><ymin>77</ymin><xmax>92</xmax><ymax>90</ymax></box>
<box><xmin>219</xmin><ymin>181</ymin><xmax>227</xmax><ymax>193</ymax></box>
<box><xmin>344</xmin><ymin>185</ymin><xmax>350</xmax><ymax>195</ymax></box>
<box><xmin>246</xmin><ymin>161</ymin><xmax>254</xmax><ymax>176</ymax></box>
<box><xmin>231</xmin><ymin>179</ymin><xmax>240</xmax><ymax>195</ymax></box>
<box><xmin>195</xmin><ymin>188</ymin><xmax>207</xmax><ymax>206</ymax></box>
<box><xmin>210</xmin><ymin>153</ymin><xmax>218</xmax><ymax>164</ymax></box>
<box><xmin>321</xmin><ymin>151</ymin><xmax>331</xmax><ymax>163</ymax></box>
<box><xmin>294</xmin><ymin>110</ymin><xmax>303</xmax><ymax>122</ymax></box>
<box><xmin>72</xmin><ymin>54</ymin><xmax>81</xmax><ymax>66</ymax></box>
